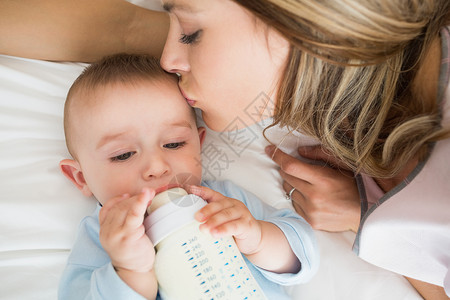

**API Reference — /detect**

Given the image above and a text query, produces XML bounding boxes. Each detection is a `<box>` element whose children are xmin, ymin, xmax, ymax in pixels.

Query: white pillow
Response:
<box><xmin>127</xmin><ymin>0</ymin><xmax>163</xmax><ymax>10</ymax></box>
<box><xmin>0</xmin><ymin>55</ymin><xmax>95</xmax><ymax>300</ymax></box>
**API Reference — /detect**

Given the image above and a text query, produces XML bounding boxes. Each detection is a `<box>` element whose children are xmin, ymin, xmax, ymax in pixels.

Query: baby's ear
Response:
<box><xmin>197</xmin><ymin>127</ymin><xmax>206</xmax><ymax>146</ymax></box>
<box><xmin>59</xmin><ymin>159</ymin><xmax>93</xmax><ymax>197</ymax></box>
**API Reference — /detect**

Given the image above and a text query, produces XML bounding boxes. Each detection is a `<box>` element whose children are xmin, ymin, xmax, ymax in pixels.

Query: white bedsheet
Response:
<box><xmin>0</xmin><ymin>2</ymin><xmax>422</xmax><ymax>298</ymax></box>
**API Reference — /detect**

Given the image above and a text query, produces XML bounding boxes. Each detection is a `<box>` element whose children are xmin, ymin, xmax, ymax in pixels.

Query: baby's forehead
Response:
<box><xmin>69</xmin><ymin>80</ymin><xmax>195</xmax><ymax>124</ymax></box>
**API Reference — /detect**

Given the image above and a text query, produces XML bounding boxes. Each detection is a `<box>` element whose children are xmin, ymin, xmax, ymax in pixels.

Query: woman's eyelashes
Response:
<box><xmin>110</xmin><ymin>151</ymin><xmax>136</xmax><ymax>162</ymax></box>
<box><xmin>179</xmin><ymin>30</ymin><xmax>202</xmax><ymax>44</ymax></box>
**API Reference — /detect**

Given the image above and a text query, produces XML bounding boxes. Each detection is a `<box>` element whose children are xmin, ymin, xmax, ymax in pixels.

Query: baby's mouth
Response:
<box><xmin>154</xmin><ymin>183</ymin><xmax>181</xmax><ymax>195</ymax></box>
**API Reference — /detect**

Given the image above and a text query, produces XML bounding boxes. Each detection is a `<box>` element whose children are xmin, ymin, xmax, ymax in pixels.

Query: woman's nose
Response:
<box><xmin>160</xmin><ymin>24</ymin><xmax>190</xmax><ymax>74</ymax></box>
<box><xmin>142</xmin><ymin>153</ymin><xmax>170</xmax><ymax>180</ymax></box>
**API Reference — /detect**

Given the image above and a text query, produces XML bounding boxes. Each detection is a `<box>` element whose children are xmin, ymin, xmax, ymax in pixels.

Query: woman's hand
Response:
<box><xmin>190</xmin><ymin>185</ymin><xmax>262</xmax><ymax>255</ymax></box>
<box><xmin>266</xmin><ymin>145</ymin><xmax>361</xmax><ymax>232</ymax></box>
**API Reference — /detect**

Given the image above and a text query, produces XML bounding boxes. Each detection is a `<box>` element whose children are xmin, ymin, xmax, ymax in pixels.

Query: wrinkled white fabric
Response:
<box><xmin>356</xmin><ymin>26</ymin><xmax>450</xmax><ymax>294</ymax></box>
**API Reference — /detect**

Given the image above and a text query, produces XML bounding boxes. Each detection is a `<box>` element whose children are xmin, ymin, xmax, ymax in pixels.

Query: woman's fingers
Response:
<box><xmin>282</xmin><ymin>178</ymin><xmax>307</xmax><ymax>202</ymax></box>
<box><xmin>298</xmin><ymin>145</ymin><xmax>351</xmax><ymax>171</ymax></box>
<box><xmin>267</xmin><ymin>144</ymin><xmax>361</xmax><ymax>232</ymax></box>
<box><xmin>280</xmin><ymin>169</ymin><xmax>312</xmax><ymax>194</ymax></box>
<box><xmin>266</xmin><ymin>145</ymin><xmax>330</xmax><ymax>183</ymax></box>
<box><xmin>282</xmin><ymin>180</ymin><xmax>307</xmax><ymax>220</ymax></box>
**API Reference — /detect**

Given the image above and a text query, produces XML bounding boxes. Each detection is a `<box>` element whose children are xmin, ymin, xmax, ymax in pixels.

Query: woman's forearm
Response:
<box><xmin>0</xmin><ymin>0</ymin><xmax>169</xmax><ymax>62</ymax></box>
<box><xmin>245</xmin><ymin>221</ymin><xmax>301</xmax><ymax>274</ymax></box>
<box><xmin>407</xmin><ymin>277</ymin><xmax>450</xmax><ymax>300</ymax></box>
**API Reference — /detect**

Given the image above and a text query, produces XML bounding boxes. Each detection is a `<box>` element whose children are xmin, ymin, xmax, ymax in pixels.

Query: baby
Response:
<box><xmin>58</xmin><ymin>54</ymin><xmax>318</xmax><ymax>300</ymax></box>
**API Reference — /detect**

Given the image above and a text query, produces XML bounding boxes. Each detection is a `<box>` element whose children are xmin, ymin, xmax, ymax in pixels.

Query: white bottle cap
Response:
<box><xmin>144</xmin><ymin>188</ymin><xmax>206</xmax><ymax>245</ymax></box>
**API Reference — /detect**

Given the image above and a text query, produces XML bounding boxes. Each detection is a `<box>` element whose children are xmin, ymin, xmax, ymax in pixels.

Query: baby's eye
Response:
<box><xmin>111</xmin><ymin>151</ymin><xmax>135</xmax><ymax>162</ymax></box>
<box><xmin>164</xmin><ymin>142</ymin><xmax>186</xmax><ymax>149</ymax></box>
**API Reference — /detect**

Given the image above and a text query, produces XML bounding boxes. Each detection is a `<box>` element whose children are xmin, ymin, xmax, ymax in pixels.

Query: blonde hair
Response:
<box><xmin>64</xmin><ymin>54</ymin><xmax>178</xmax><ymax>157</ymax></box>
<box><xmin>235</xmin><ymin>0</ymin><xmax>450</xmax><ymax>178</ymax></box>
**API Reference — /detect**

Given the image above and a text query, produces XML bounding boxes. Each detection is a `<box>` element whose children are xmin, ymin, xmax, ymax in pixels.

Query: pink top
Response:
<box><xmin>354</xmin><ymin>26</ymin><xmax>450</xmax><ymax>295</ymax></box>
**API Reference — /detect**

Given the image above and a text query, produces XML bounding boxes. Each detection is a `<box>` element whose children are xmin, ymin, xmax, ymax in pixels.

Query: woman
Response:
<box><xmin>1</xmin><ymin>0</ymin><xmax>449</xmax><ymax>298</ymax></box>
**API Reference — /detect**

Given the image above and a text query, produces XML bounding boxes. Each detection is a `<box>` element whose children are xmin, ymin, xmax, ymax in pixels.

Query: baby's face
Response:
<box><xmin>70</xmin><ymin>79</ymin><xmax>204</xmax><ymax>205</ymax></box>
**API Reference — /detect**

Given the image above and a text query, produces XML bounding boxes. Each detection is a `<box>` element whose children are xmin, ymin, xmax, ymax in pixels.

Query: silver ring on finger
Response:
<box><xmin>286</xmin><ymin>187</ymin><xmax>296</xmax><ymax>201</ymax></box>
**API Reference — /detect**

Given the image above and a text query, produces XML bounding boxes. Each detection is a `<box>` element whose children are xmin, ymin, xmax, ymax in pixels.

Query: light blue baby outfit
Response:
<box><xmin>58</xmin><ymin>180</ymin><xmax>319</xmax><ymax>299</ymax></box>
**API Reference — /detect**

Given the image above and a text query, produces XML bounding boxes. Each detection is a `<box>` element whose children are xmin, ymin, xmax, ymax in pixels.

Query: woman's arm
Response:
<box><xmin>407</xmin><ymin>277</ymin><xmax>450</xmax><ymax>300</ymax></box>
<box><xmin>0</xmin><ymin>0</ymin><xmax>169</xmax><ymax>62</ymax></box>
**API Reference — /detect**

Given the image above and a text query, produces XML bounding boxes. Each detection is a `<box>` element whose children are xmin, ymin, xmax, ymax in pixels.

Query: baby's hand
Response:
<box><xmin>190</xmin><ymin>186</ymin><xmax>262</xmax><ymax>255</ymax></box>
<box><xmin>99</xmin><ymin>188</ymin><xmax>156</xmax><ymax>273</ymax></box>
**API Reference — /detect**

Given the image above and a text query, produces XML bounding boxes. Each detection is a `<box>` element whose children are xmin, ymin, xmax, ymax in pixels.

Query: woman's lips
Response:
<box><xmin>178</xmin><ymin>86</ymin><xmax>196</xmax><ymax>106</ymax></box>
<box><xmin>185</xmin><ymin>99</ymin><xmax>196</xmax><ymax>106</ymax></box>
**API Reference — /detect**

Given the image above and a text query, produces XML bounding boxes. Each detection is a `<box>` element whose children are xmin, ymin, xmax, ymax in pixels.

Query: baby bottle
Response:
<box><xmin>144</xmin><ymin>187</ymin><xmax>267</xmax><ymax>300</ymax></box>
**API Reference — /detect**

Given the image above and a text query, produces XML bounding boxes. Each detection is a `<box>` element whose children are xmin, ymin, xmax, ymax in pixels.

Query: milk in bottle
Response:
<box><xmin>144</xmin><ymin>187</ymin><xmax>267</xmax><ymax>300</ymax></box>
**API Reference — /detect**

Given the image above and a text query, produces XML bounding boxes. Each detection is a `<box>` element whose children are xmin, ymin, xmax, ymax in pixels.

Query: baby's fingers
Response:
<box><xmin>199</xmin><ymin>204</ymin><xmax>242</xmax><ymax>233</ymax></box>
<box><xmin>125</xmin><ymin>188</ymin><xmax>154</xmax><ymax>229</ymax></box>
<box><xmin>189</xmin><ymin>185</ymin><xmax>224</xmax><ymax>203</ymax></box>
<box><xmin>206</xmin><ymin>218</ymin><xmax>247</xmax><ymax>238</ymax></box>
<box><xmin>99</xmin><ymin>193</ymin><xmax>129</xmax><ymax>226</ymax></box>
<box><xmin>200</xmin><ymin>201</ymin><xmax>256</xmax><ymax>238</ymax></box>
<box><xmin>195</xmin><ymin>199</ymin><xmax>226</xmax><ymax>222</ymax></box>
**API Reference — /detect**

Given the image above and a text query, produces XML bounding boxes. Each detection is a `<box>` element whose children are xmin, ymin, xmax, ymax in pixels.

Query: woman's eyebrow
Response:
<box><xmin>162</xmin><ymin>2</ymin><xmax>175</xmax><ymax>12</ymax></box>
<box><xmin>162</xmin><ymin>2</ymin><xmax>198</xmax><ymax>13</ymax></box>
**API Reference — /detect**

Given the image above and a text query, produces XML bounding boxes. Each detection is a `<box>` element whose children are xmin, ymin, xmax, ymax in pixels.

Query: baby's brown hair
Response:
<box><xmin>64</xmin><ymin>53</ymin><xmax>184</xmax><ymax>158</ymax></box>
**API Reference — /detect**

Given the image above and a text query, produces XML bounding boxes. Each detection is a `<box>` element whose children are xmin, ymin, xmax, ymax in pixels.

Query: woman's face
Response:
<box><xmin>160</xmin><ymin>0</ymin><xmax>290</xmax><ymax>131</ymax></box>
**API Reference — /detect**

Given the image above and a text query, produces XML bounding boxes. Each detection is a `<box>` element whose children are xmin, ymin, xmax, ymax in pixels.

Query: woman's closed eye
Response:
<box><xmin>164</xmin><ymin>141</ymin><xmax>186</xmax><ymax>149</ymax></box>
<box><xmin>110</xmin><ymin>151</ymin><xmax>136</xmax><ymax>162</ymax></box>
<box><xmin>179</xmin><ymin>30</ymin><xmax>202</xmax><ymax>44</ymax></box>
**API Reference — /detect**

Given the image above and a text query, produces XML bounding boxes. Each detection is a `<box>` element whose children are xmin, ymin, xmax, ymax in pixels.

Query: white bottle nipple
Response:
<box><xmin>147</xmin><ymin>187</ymin><xmax>188</xmax><ymax>213</ymax></box>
